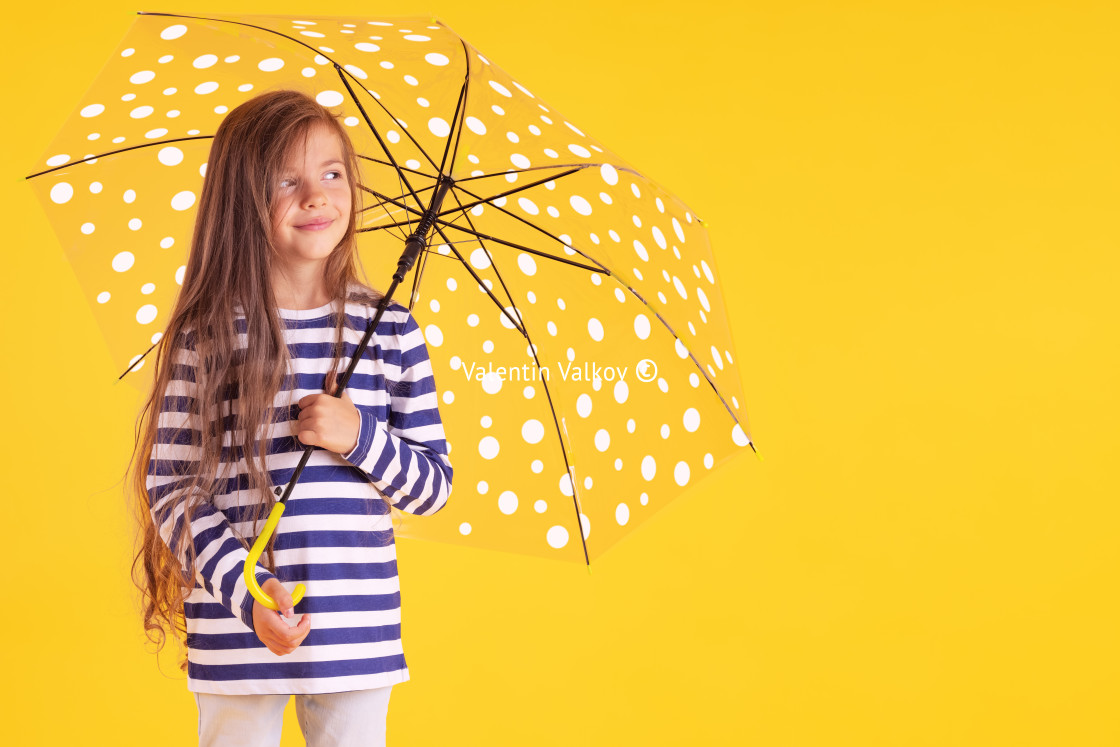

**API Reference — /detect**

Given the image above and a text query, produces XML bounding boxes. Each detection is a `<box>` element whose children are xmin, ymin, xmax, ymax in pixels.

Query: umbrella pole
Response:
<box><xmin>245</xmin><ymin>178</ymin><xmax>454</xmax><ymax>611</ymax></box>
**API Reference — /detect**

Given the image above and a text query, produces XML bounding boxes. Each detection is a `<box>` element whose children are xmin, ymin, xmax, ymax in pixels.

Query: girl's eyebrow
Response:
<box><xmin>321</xmin><ymin>159</ymin><xmax>344</xmax><ymax>168</ymax></box>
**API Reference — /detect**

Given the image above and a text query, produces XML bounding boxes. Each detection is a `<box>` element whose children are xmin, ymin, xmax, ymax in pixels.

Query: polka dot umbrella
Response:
<box><xmin>27</xmin><ymin>11</ymin><xmax>759</xmax><ymax>566</ymax></box>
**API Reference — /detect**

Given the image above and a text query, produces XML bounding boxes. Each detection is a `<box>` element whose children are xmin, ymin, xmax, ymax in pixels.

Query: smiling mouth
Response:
<box><xmin>296</xmin><ymin>219</ymin><xmax>334</xmax><ymax>230</ymax></box>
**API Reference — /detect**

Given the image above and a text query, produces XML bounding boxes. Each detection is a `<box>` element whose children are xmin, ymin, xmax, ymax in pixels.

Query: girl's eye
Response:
<box><xmin>325</xmin><ymin>170</ymin><xmax>344</xmax><ymax>181</ymax></box>
<box><xmin>279</xmin><ymin>178</ymin><xmax>296</xmax><ymax>189</ymax></box>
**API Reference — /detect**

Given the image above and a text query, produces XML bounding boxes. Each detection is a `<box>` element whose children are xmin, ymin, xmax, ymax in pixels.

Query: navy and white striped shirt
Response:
<box><xmin>146</xmin><ymin>289</ymin><xmax>453</xmax><ymax>694</ymax></box>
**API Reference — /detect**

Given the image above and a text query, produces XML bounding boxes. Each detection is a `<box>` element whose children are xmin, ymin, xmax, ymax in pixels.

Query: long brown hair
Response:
<box><xmin>125</xmin><ymin>89</ymin><xmax>386</xmax><ymax>670</ymax></box>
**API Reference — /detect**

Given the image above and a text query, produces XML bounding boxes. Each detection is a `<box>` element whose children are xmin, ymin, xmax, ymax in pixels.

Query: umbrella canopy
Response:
<box><xmin>27</xmin><ymin>10</ymin><xmax>757</xmax><ymax>563</ymax></box>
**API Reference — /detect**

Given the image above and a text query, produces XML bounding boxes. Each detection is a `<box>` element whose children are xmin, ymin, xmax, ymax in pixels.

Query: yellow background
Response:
<box><xmin>2</xmin><ymin>1</ymin><xmax>1117</xmax><ymax>745</ymax></box>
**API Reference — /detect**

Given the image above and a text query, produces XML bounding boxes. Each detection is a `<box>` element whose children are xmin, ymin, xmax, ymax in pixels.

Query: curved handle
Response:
<box><xmin>244</xmin><ymin>501</ymin><xmax>306</xmax><ymax>611</ymax></box>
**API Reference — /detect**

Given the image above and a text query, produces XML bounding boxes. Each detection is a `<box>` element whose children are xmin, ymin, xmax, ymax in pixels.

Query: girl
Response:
<box><xmin>126</xmin><ymin>89</ymin><xmax>454</xmax><ymax>746</ymax></box>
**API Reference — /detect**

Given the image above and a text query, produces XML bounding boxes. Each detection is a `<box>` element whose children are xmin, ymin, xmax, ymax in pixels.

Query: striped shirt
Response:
<box><xmin>146</xmin><ymin>290</ymin><xmax>453</xmax><ymax>694</ymax></box>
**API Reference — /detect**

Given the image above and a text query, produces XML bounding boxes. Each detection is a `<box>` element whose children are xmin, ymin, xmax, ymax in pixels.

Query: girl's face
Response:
<box><xmin>269</xmin><ymin>122</ymin><xmax>352</xmax><ymax>272</ymax></box>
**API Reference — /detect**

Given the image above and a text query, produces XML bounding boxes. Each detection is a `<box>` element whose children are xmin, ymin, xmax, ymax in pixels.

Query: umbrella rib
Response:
<box><xmin>440</xmin><ymin>185</ymin><xmax>593</xmax><ymax>565</ymax></box>
<box><xmin>432</xmin><ymin>167</ymin><xmax>582</xmax><ymax>217</ymax></box>
<box><xmin>428</xmin><ymin>219</ymin><xmax>607</xmax><ymax>274</ymax></box>
<box><xmin>435</xmin><ymin>36</ymin><xmax>471</xmax><ymax>182</ymax></box>
<box><xmin>25</xmin><ymin>135</ymin><xmax>214</xmax><ymax>179</ymax></box>
<box><xmin>452</xmin><ymin>161</ymin><xmax>636</xmax><ymax>185</ymax></box>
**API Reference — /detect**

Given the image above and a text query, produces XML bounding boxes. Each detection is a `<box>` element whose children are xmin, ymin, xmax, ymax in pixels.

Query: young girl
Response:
<box><xmin>127</xmin><ymin>89</ymin><xmax>453</xmax><ymax>746</ymax></box>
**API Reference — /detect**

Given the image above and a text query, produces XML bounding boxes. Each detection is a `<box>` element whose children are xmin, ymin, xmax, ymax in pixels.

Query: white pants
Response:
<box><xmin>194</xmin><ymin>686</ymin><xmax>393</xmax><ymax>746</ymax></box>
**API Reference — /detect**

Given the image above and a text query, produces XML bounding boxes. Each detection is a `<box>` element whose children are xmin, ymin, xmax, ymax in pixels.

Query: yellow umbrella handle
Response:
<box><xmin>244</xmin><ymin>502</ymin><xmax>306</xmax><ymax>610</ymax></box>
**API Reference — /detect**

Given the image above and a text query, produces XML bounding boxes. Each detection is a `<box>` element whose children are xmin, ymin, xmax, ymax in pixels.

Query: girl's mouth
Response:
<box><xmin>297</xmin><ymin>218</ymin><xmax>333</xmax><ymax>230</ymax></box>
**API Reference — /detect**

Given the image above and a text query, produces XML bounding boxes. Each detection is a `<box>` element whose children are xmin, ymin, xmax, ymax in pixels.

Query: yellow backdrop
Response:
<box><xmin>2</xmin><ymin>1</ymin><xmax>1117</xmax><ymax>745</ymax></box>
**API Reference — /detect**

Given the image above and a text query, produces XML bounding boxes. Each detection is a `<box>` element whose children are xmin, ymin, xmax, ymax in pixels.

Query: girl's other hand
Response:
<box><xmin>253</xmin><ymin>578</ymin><xmax>311</xmax><ymax>656</ymax></box>
<box><xmin>296</xmin><ymin>372</ymin><xmax>360</xmax><ymax>454</ymax></box>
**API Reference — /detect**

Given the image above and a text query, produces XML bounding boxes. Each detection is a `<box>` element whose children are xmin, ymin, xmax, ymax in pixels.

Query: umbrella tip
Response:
<box><xmin>586</xmin><ymin>564</ymin><xmax>592</xmax><ymax>576</ymax></box>
<box><xmin>751</xmin><ymin>442</ymin><xmax>762</xmax><ymax>461</ymax></box>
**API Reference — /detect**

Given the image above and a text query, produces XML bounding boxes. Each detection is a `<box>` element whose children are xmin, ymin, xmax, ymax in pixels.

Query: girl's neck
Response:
<box><xmin>271</xmin><ymin>271</ymin><xmax>330</xmax><ymax>311</ymax></box>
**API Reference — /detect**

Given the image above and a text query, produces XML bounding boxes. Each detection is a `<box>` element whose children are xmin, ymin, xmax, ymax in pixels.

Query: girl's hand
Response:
<box><xmin>296</xmin><ymin>372</ymin><xmax>360</xmax><ymax>454</ymax></box>
<box><xmin>253</xmin><ymin>578</ymin><xmax>311</xmax><ymax>656</ymax></box>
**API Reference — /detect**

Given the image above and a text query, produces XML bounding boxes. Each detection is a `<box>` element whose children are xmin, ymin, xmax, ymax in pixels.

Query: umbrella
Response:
<box><xmin>26</xmin><ymin>10</ymin><xmax>759</xmax><ymax>572</ymax></box>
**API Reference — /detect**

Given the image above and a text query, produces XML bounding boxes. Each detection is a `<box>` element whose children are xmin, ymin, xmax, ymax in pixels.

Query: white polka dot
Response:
<box><xmin>641</xmin><ymin>455</ymin><xmax>656</xmax><ymax>480</ymax></box>
<box><xmin>80</xmin><ymin>104</ymin><xmax>105</xmax><ymax>118</ymax></box>
<box><xmin>615</xmin><ymin>503</ymin><xmax>630</xmax><ymax>526</ymax></box>
<box><xmin>193</xmin><ymin>82</ymin><xmax>218</xmax><ymax>95</ymax></box>
<box><xmin>568</xmin><ymin>143</ymin><xmax>591</xmax><ymax>158</ymax></box>
<box><xmin>160</xmin><ymin>24</ymin><xmax>187</xmax><ymax>40</ymax></box>
<box><xmin>160</xmin><ymin>236</ymin><xmax>174</xmax><ymax>249</ymax></box>
<box><xmin>546</xmin><ymin>526</ymin><xmax>568</xmax><ymax>549</ymax></box>
<box><xmin>465</xmin><ymin>116</ymin><xmax>486</xmax><ymax>135</ymax></box>
<box><xmin>130</xmin><ymin>70</ymin><xmax>156</xmax><ymax>84</ymax></box>
<box><xmin>674</xmin><ymin>461</ymin><xmax>690</xmax><ymax>486</ymax></box>
<box><xmin>193</xmin><ymin>54</ymin><xmax>218</xmax><ymax>69</ymax></box>
<box><xmin>517</xmin><ymin>253</ymin><xmax>537</xmax><ymax>276</ymax></box>
<box><xmin>81</xmin><ymin>222</ymin><xmax>95</xmax><ymax>234</ymax></box>
<box><xmin>470</xmin><ymin>247</ymin><xmax>491</xmax><ymax>269</ymax></box>
<box><xmin>580</xmin><ymin>514</ymin><xmax>591</xmax><ymax>539</ymax></box>
<box><xmin>481</xmin><ymin>371</ymin><xmax>502</xmax><ymax>395</ymax></box>
<box><xmin>258</xmin><ymin>57</ymin><xmax>284</xmax><ymax>72</ymax></box>
<box><xmin>576</xmin><ymin>393</ymin><xmax>592</xmax><ymax>417</ymax></box>
<box><xmin>633</xmin><ymin>239</ymin><xmax>649</xmax><ymax>262</ymax></box>
<box><xmin>587</xmin><ymin>318</ymin><xmax>603</xmax><ymax>342</ymax></box>
<box><xmin>128</xmin><ymin>218</ymin><xmax>142</xmax><ymax>231</ymax></box>
<box><xmin>459</xmin><ymin>522</ymin><xmax>472</xmax><ymax>535</ymax></box>
<box><xmin>130</xmin><ymin>106</ymin><xmax>154</xmax><ymax>119</ymax></box>
<box><xmin>97</xmin><ymin>292</ymin><xmax>110</xmax><ymax>303</ymax></box>
<box><xmin>683</xmin><ymin>408</ymin><xmax>701</xmax><ymax>432</ymax></box>
<box><xmin>343</xmin><ymin>64</ymin><xmax>368</xmax><ymax>79</ymax></box>
<box><xmin>316</xmin><ymin>90</ymin><xmax>344</xmax><ymax>107</ymax></box>
<box><xmin>425</xmin><ymin>52</ymin><xmax>450</xmax><ymax>66</ymax></box>
<box><xmin>158</xmin><ymin>146</ymin><xmax>183</xmax><ymax>166</ymax></box>
<box><xmin>49</xmin><ymin>183</ymin><xmax>73</xmax><ymax>204</ymax></box>
<box><xmin>534</xmin><ymin>499</ymin><xmax>547</xmax><ymax>512</ymax></box>
<box><xmin>89</xmin><ymin>182</ymin><xmax>102</xmax><ymax>194</ymax></box>
<box><xmin>634</xmin><ymin>314</ymin><xmax>651</xmax><ymax>340</ymax></box>
<box><xmin>673</xmin><ymin>216</ymin><xmax>686</xmax><ymax>242</ymax></box>
<box><xmin>559</xmin><ymin>473</ymin><xmax>573</xmax><ymax>497</ymax></box>
<box><xmin>531</xmin><ymin>461</ymin><xmax>544</xmax><ymax>475</ymax></box>
<box><xmin>522</xmin><ymin>419</ymin><xmax>544</xmax><ymax>444</ymax></box>
<box><xmin>594</xmin><ymin>429</ymin><xmax>610</xmax><ymax>451</ymax></box>
<box><xmin>136</xmin><ymin>304</ymin><xmax>158</xmax><ymax>324</ymax></box>
<box><xmin>704</xmin><ymin>453</ymin><xmax>714</xmax><ymax>469</ymax></box>
<box><xmin>417</xmin><ymin>323</ymin><xmax>441</xmax><ymax>348</ymax></box>
<box><xmin>175</xmin><ymin>265</ymin><xmax>186</xmax><ymax>285</ymax></box>
<box><xmin>600</xmin><ymin>163</ymin><xmax>619</xmax><ymax>185</ymax></box>
<box><xmin>696</xmin><ymin>287</ymin><xmax>711</xmax><ymax>313</ymax></box>
<box><xmin>517</xmin><ymin>197</ymin><xmax>539</xmax><ymax>215</ymax></box>
<box><xmin>732</xmin><ymin>423</ymin><xmax>748</xmax><ymax>447</ymax></box>
<box><xmin>112</xmin><ymin>252</ymin><xmax>134</xmax><ymax>272</ymax></box>
<box><xmin>479</xmin><ymin>435</ymin><xmax>500</xmax><ymax>459</ymax></box>
<box><xmin>428</xmin><ymin>117</ymin><xmax>450</xmax><ymax>137</ymax></box>
<box><xmin>145</xmin><ymin>128</ymin><xmax>168</xmax><ymax>138</ymax></box>
<box><xmin>570</xmin><ymin>195</ymin><xmax>592</xmax><ymax>216</ymax></box>
<box><xmin>489</xmin><ymin>80</ymin><xmax>512</xmax><ymax>97</ymax></box>
<box><xmin>498</xmin><ymin>491</ymin><xmax>518</xmax><ymax>515</ymax></box>
<box><xmin>355</xmin><ymin>42</ymin><xmax>380</xmax><ymax>52</ymax></box>
<box><xmin>171</xmin><ymin>191</ymin><xmax>195</xmax><ymax>211</ymax></box>
<box><xmin>511</xmin><ymin>153</ymin><xmax>530</xmax><ymax>169</ymax></box>
<box><xmin>675</xmin><ymin>338</ymin><xmax>689</xmax><ymax>359</ymax></box>
<box><xmin>404</xmin><ymin>34</ymin><xmax>431</xmax><ymax>42</ymax></box>
<box><xmin>652</xmin><ymin>226</ymin><xmax>667</xmax><ymax>250</ymax></box>
<box><xmin>141</xmin><ymin>283</ymin><xmax>155</xmax><ymax>294</ymax></box>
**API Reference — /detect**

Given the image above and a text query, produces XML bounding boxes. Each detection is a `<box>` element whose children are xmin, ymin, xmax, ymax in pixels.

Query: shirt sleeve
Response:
<box><xmin>341</xmin><ymin>306</ymin><xmax>454</xmax><ymax>516</ymax></box>
<box><xmin>145</xmin><ymin>336</ymin><xmax>280</xmax><ymax>632</ymax></box>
